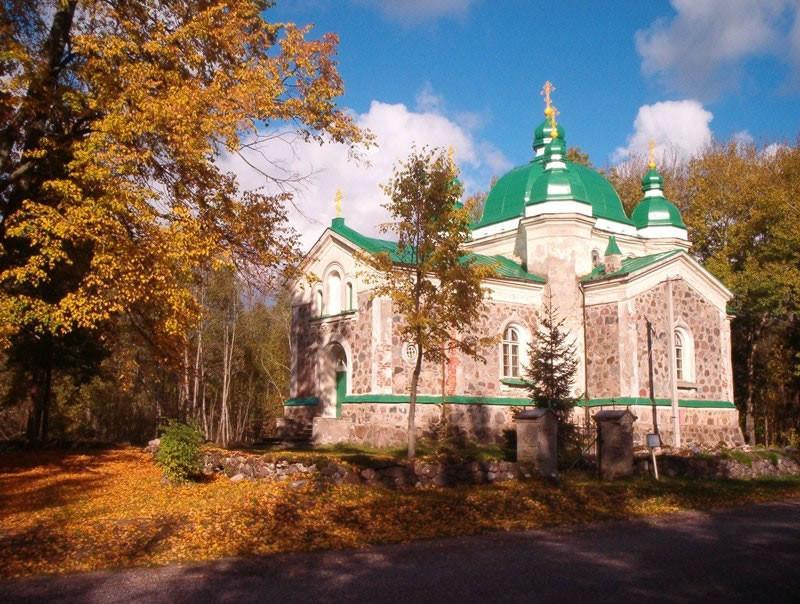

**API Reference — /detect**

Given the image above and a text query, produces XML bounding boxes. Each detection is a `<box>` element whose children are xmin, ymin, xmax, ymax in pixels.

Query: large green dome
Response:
<box><xmin>473</xmin><ymin>155</ymin><xmax>633</xmax><ymax>230</ymax></box>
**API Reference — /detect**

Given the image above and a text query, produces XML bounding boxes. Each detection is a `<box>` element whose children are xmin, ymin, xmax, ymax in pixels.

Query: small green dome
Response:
<box><xmin>641</xmin><ymin>167</ymin><xmax>664</xmax><ymax>193</ymax></box>
<box><xmin>543</xmin><ymin>137</ymin><xmax>566</xmax><ymax>162</ymax></box>
<box><xmin>604</xmin><ymin>235</ymin><xmax>621</xmax><ymax>256</ymax></box>
<box><xmin>631</xmin><ymin>195</ymin><xmax>686</xmax><ymax>229</ymax></box>
<box><xmin>533</xmin><ymin>118</ymin><xmax>566</xmax><ymax>151</ymax></box>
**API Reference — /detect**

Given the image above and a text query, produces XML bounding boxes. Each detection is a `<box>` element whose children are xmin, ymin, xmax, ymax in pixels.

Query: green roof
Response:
<box><xmin>631</xmin><ymin>195</ymin><xmax>687</xmax><ymax>230</ymax></box>
<box><xmin>604</xmin><ymin>235</ymin><xmax>621</xmax><ymax>255</ymax></box>
<box><xmin>533</xmin><ymin>117</ymin><xmax>565</xmax><ymax>149</ymax></box>
<box><xmin>473</xmin><ymin>159</ymin><xmax>633</xmax><ymax>230</ymax></box>
<box><xmin>330</xmin><ymin>218</ymin><xmax>544</xmax><ymax>284</ymax></box>
<box><xmin>581</xmin><ymin>249</ymin><xmax>681</xmax><ymax>283</ymax></box>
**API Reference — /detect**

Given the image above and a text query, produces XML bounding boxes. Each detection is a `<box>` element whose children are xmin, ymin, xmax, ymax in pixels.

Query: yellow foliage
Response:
<box><xmin>0</xmin><ymin>1</ymin><xmax>370</xmax><ymax>351</ymax></box>
<box><xmin>1</xmin><ymin>447</ymin><xmax>798</xmax><ymax>579</ymax></box>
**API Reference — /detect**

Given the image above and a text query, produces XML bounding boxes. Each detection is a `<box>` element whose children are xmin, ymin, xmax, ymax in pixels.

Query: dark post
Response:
<box><xmin>646</xmin><ymin>318</ymin><xmax>659</xmax><ymax>436</ymax></box>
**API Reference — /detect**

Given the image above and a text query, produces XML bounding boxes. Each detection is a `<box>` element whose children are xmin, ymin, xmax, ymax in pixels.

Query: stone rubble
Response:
<box><xmin>145</xmin><ymin>441</ymin><xmax>800</xmax><ymax>488</ymax></box>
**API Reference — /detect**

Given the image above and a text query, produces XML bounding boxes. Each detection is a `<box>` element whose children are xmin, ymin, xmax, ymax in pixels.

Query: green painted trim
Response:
<box><xmin>341</xmin><ymin>393</ymin><xmax>533</xmax><ymax>406</ymax></box>
<box><xmin>578</xmin><ymin>397</ymin><xmax>735</xmax><ymax>410</ymax></box>
<box><xmin>500</xmin><ymin>378</ymin><xmax>528</xmax><ymax>388</ymax></box>
<box><xmin>312</xmin><ymin>309</ymin><xmax>357</xmax><ymax>321</ymax></box>
<box><xmin>286</xmin><ymin>394</ymin><xmax>734</xmax><ymax>410</ymax></box>
<box><xmin>284</xmin><ymin>397</ymin><xmax>320</xmax><ymax>407</ymax></box>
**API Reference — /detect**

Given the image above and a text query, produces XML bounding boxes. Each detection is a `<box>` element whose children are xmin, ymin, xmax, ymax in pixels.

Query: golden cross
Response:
<box><xmin>549</xmin><ymin>104</ymin><xmax>559</xmax><ymax>139</ymax></box>
<box><xmin>541</xmin><ymin>80</ymin><xmax>555</xmax><ymax>116</ymax></box>
<box><xmin>447</xmin><ymin>145</ymin><xmax>455</xmax><ymax>167</ymax></box>
<box><xmin>334</xmin><ymin>189</ymin><xmax>343</xmax><ymax>217</ymax></box>
<box><xmin>648</xmin><ymin>140</ymin><xmax>656</xmax><ymax>169</ymax></box>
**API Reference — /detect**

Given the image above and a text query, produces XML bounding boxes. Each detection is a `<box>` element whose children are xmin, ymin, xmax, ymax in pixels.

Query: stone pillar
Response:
<box><xmin>593</xmin><ymin>409</ymin><xmax>637</xmax><ymax>479</ymax></box>
<box><xmin>515</xmin><ymin>408</ymin><xmax>557</xmax><ymax>477</ymax></box>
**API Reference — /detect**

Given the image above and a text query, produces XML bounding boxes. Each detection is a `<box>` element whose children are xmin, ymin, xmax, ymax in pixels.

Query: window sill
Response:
<box><xmin>677</xmin><ymin>380</ymin><xmax>696</xmax><ymax>391</ymax></box>
<box><xmin>312</xmin><ymin>310</ymin><xmax>357</xmax><ymax>323</ymax></box>
<box><xmin>500</xmin><ymin>377</ymin><xmax>528</xmax><ymax>388</ymax></box>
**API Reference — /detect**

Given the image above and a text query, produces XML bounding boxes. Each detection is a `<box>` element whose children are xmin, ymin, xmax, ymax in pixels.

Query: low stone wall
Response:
<box><xmin>201</xmin><ymin>449</ymin><xmax>520</xmax><ymax>488</ymax></box>
<box><xmin>635</xmin><ymin>449</ymin><xmax>800</xmax><ymax>480</ymax></box>
<box><xmin>308</xmin><ymin>403</ymin><xmax>743</xmax><ymax>449</ymax></box>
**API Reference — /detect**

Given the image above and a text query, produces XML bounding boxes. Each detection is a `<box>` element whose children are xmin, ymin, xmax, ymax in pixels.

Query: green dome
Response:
<box><xmin>533</xmin><ymin>118</ymin><xmax>566</xmax><ymax>150</ymax></box>
<box><xmin>631</xmin><ymin>195</ymin><xmax>686</xmax><ymax>230</ymax></box>
<box><xmin>641</xmin><ymin>167</ymin><xmax>664</xmax><ymax>192</ymax></box>
<box><xmin>631</xmin><ymin>166</ymin><xmax>686</xmax><ymax>230</ymax></box>
<box><xmin>473</xmin><ymin>158</ymin><xmax>633</xmax><ymax>229</ymax></box>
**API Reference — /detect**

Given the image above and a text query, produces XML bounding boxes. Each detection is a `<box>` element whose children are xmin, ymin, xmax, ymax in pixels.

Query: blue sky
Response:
<box><xmin>226</xmin><ymin>0</ymin><xmax>800</xmax><ymax>246</ymax></box>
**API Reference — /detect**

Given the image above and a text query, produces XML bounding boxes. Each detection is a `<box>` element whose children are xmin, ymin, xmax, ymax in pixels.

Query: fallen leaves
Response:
<box><xmin>1</xmin><ymin>447</ymin><xmax>798</xmax><ymax>580</ymax></box>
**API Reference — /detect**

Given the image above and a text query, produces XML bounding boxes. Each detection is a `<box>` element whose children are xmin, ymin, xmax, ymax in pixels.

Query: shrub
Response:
<box><xmin>155</xmin><ymin>421</ymin><xmax>203</xmax><ymax>482</ymax></box>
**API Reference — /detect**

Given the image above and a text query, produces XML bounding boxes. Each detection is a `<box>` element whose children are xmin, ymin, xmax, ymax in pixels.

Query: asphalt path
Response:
<box><xmin>2</xmin><ymin>499</ymin><xmax>799</xmax><ymax>603</ymax></box>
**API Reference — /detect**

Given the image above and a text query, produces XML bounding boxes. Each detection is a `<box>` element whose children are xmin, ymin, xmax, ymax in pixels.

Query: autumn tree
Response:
<box><xmin>684</xmin><ymin>141</ymin><xmax>800</xmax><ymax>444</ymax></box>
<box><xmin>0</xmin><ymin>1</ymin><xmax>367</xmax><ymax>440</ymax></box>
<box><xmin>525</xmin><ymin>289</ymin><xmax>578</xmax><ymax>423</ymax></box>
<box><xmin>365</xmin><ymin>147</ymin><xmax>492</xmax><ymax>458</ymax></box>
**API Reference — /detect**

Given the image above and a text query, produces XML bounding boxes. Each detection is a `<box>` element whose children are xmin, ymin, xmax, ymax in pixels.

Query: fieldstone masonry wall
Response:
<box><xmin>585</xmin><ymin>302</ymin><xmax>619</xmax><ymax>398</ymax></box>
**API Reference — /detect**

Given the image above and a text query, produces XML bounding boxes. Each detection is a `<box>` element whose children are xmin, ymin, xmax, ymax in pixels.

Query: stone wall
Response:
<box><xmin>573</xmin><ymin>405</ymin><xmax>742</xmax><ymax>449</ymax></box>
<box><xmin>585</xmin><ymin>302</ymin><xmax>620</xmax><ymax>398</ymax></box>
<box><xmin>585</xmin><ymin>279</ymin><xmax>734</xmax><ymax>408</ymax></box>
<box><xmin>633</xmin><ymin>280</ymin><xmax>729</xmax><ymax>401</ymax></box>
<box><xmin>350</xmin><ymin>292</ymin><xmax>373</xmax><ymax>394</ymax></box>
<box><xmin>291</xmin><ymin>303</ymin><xmax>317</xmax><ymax>398</ymax></box>
<box><xmin>390</xmin><ymin>300</ymin><xmax>538</xmax><ymax>398</ymax></box>
<box><xmin>338</xmin><ymin>402</ymin><xmax>529</xmax><ymax>447</ymax></box>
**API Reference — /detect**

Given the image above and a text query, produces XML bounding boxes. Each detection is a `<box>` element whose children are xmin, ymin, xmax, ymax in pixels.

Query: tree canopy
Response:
<box><xmin>364</xmin><ymin>147</ymin><xmax>493</xmax><ymax>457</ymax></box>
<box><xmin>0</xmin><ymin>0</ymin><xmax>368</xmax><ymax>439</ymax></box>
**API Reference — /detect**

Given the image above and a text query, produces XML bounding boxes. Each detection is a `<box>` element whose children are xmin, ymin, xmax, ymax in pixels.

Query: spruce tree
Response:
<box><xmin>526</xmin><ymin>289</ymin><xmax>579</xmax><ymax>423</ymax></box>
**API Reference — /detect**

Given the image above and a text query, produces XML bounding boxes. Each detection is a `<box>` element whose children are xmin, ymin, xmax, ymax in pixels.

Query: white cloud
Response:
<box><xmin>732</xmin><ymin>130</ymin><xmax>754</xmax><ymax>147</ymax></box>
<box><xmin>356</xmin><ymin>0</ymin><xmax>477</xmax><ymax>23</ymax></box>
<box><xmin>220</xmin><ymin>97</ymin><xmax>510</xmax><ymax>250</ymax></box>
<box><xmin>613</xmin><ymin>100</ymin><xmax>713</xmax><ymax>165</ymax></box>
<box><xmin>636</xmin><ymin>0</ymin><xmax>798</xmax><ymax>98</ymax></box>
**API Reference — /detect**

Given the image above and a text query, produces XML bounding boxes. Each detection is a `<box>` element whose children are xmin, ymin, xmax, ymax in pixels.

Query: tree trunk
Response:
<box><xmin>26</xmin><ymin>338</ymin><xmax>53</xmax><ymax>442</ymax></box>
<box><xmin>744</xmin><ymin>319</ymin><xmax>765</xmax><ymax>445</ymax></box>
<box><xmin>408</xmin><ymin>343</ymin><xmax>423</xmax><ymax>459</ymax></box>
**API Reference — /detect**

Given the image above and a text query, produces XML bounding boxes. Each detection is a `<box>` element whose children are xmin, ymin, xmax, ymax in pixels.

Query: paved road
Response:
<box><xmin>2</xmin><ymin>500</ymin><xmax>800</xmax><ymax>603</ymax></box>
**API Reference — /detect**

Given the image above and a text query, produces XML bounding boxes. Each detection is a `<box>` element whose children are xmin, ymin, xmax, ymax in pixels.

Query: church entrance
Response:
<box><xmin>326</xmin><ymin>342</ymin><xmax>347</xmax><ymax>419</ymax></box>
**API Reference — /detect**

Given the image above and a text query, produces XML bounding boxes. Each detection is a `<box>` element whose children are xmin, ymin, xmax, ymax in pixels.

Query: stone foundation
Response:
<box><xmin>297</xmin><ymin>402</ymin><xmax>743</xmax><ymax>449</ymax></box>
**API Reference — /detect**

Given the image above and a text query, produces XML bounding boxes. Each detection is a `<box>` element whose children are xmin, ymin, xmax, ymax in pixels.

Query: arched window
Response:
<box><xmin>502</xmin><ymin>326</ymin><xmax>521</xmax><ymax>378</ymax></box>
<box><xmin>674</xmin><ymin>327</ymin><xmax>694</xmax><ymax>382</ymax></box>
<box><xmin>316</xmin><ymin>289</ymin><xmax>324</xmax><ymax>316</ymax></box>
<box><xmin>591</xmin><ymin>248</ymin><xmax>601</xmax><ymax>267</ymax></box>
<box><xmin>326</xmin><ymin>271</ymin><xmax>342</xmax><ymax>315</ymax></box>
<box><xmin>346</xmin><ymin>282</ymin><xmax>354</xmax><ymax>310</ymax></box>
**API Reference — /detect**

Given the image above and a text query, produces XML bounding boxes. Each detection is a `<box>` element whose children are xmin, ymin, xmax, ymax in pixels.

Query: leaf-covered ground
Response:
<box><xmin>1</xmin><ymin>447</ymin><xmax>799</xmax><ymax>579</ymax></box>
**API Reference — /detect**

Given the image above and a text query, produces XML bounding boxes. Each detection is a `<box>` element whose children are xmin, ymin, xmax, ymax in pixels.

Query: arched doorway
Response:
<box><xmin>328</xmin><ymin>342</ymin><xmax>347</xmax><ymax>418</ymax></box>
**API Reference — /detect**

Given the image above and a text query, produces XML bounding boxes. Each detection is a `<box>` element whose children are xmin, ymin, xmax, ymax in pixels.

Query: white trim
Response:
<box><xmin>638</xmin><ymin>225</ymin><xmax>688</xmax><ymax>240</ymax></box>
<box><xmin>470</xmin><ymin>217</ymin><xmax>520</xmax><ymax>240</ymax></box>
<box><xmin>582</xmin><ymin>252</ymin><xmax>733</xmax><ymax>311</ymax></box>
<box><xmin>524</xmin><ymin>200</ymin><xmax>592</xmax><ymax>218</ymax></box>
<box><xmin>594</xmin><ymin>218</ymin><xmax>638</xmax><ymax>236</ymax></box>
<box><xmin>644</xmin><ymin>189</ymin><xmax>664</xmax><ymax>198</ymax></box>
<box><xmin>498</xmin><ymin>320</ymin><xmax>532</xmax><ymax>382</ymax></box>
<box><xmin>673</xmin><ymin>325</ymin><xmax>695</xmax><ymax>383</ymax></box>
<box><xmin>545</xmin><ymin>160</ymin><xmax>566</xmax><ymax>171</ymax></box>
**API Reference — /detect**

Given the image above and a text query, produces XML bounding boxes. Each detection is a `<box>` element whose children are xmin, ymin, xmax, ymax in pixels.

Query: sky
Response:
<box><xmin>222</xmin><ymin>0</ymin><xmax>800</xmax><ymax>248</ymax></box>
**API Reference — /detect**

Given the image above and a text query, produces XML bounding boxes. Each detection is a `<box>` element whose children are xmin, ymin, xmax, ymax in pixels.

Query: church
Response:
<box><xmin>283</xmin><ymin>84</ymin><xmax>744</xmax><ymax>450</ymax></box>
